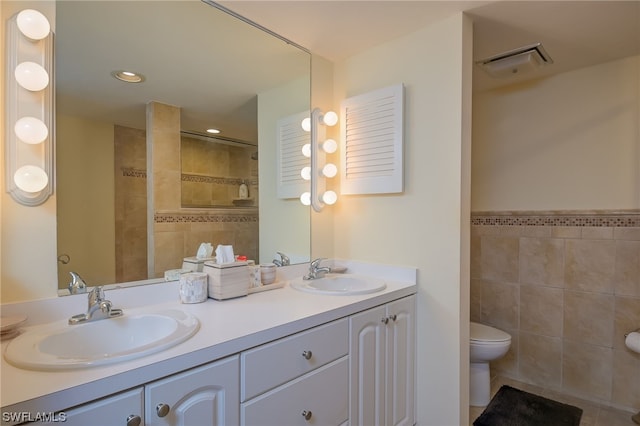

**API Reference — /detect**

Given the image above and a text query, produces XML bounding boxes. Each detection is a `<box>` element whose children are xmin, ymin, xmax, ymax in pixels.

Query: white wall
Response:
<box><xmin>331</xmin><ymin>14</ymin><xmax>472</xmax><ymax>426</ymax></box>
<box><xmin>1</xmin><ymin>1</ymin><xmax>58</xmax><ymax>303</ymax></box>
<box><xmin>472</xmin><ymin>55</ymin><xmax>640</xmax><ymax>211</ymax></box>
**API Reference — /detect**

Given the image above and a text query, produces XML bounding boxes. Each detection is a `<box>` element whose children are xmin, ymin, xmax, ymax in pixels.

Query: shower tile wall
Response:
<box><xmin>470</xmin><ymin>211</ymin><xmax>640</xmax><ymax>411</ymax></box>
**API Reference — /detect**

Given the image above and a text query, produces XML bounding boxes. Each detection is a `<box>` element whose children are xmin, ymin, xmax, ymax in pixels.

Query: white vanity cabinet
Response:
<box><xmin>240</xmin><ymin>318</ymin><xmax>349</xmax><ymax>425</ymax></box>
<box><xmin>145</xmin><ymin>355</ymin><xmax>239</xmax><ymax>426</ymax></box>
<box><xmin>349</xmin><ymin>295</ymin><xmax>416</xmax><ymax>426</ymax></box>
<box><xmin>33</xmin><ymin>387</ymin><xmax>144</xmax><ymax>426</ymax></box>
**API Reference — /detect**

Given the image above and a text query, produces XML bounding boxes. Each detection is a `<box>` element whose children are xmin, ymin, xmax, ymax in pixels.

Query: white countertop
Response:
<box><xmin>1</xmin><ymin>260</ymin><xmax>416</xmax><ymax>415</ymax></box>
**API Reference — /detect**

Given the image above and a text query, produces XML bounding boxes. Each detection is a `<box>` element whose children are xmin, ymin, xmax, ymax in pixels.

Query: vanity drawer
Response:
<box><xmin>241</xmin><ymin>356</ymin><xmax>348</xmax><ymax>426</ymax></box>
<box><xmin>241</xmin><ymin>317</ymin><xmax>348</xmax><ymax>401</ymax></box>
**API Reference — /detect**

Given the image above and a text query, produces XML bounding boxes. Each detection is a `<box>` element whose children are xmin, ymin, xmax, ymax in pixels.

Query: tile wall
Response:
<box><xmin>471</xmin><ymin>211</ymin><xmax>640</xmax><ymax>411</ymax></box>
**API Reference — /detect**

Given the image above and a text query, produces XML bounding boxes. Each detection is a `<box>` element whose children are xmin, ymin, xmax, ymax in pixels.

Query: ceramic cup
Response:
<box><xmin>260</xmin><ymin>263</ymin><xmax>277</xmax><ymax>285</ymax></box>
<box><xmin>179</xmin><ymin>272</ymin><xmax>208</xmax><ymax>303</ymax></box>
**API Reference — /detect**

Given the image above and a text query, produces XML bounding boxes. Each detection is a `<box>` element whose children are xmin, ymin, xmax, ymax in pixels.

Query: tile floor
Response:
<box><xmin>469</xmin><ymin>376</ymin><xmax>639</xmax><ymax>426</ymax></box>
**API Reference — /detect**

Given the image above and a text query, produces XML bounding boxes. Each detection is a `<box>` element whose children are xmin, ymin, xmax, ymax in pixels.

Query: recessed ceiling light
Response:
<box><xmin>206</xmin><ymin>128</ymin><xmax>221</xmax><ymax>134</ymax></box>
<box><xmin>111</xmin><ymin>70</ymin><xmax>145</xmax><ymax>83</ymax></box>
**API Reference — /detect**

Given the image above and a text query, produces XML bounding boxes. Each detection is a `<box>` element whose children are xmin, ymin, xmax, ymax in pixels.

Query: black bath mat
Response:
<box><xmin>473</xmin><ymin>385</ymin><xmax>583</xmax><ymax>426</ymax></box>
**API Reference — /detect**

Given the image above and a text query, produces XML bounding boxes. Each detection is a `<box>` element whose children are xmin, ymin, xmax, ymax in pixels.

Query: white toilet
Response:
<box><xmin>469</xmin><ymin>322</ymin><xmax>511</xmax><ymax>407</ymax></box>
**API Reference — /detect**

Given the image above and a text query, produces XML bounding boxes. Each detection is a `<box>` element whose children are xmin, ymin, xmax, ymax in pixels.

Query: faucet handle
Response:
<box><xmin>276</xmin><ymin>252</ymin><xmax>290</xmax><ymax>266</ymax></box>
<box><xmin>68</xmin><ymin>271</ymin><xmax>87</xmax><ymax>294</ymax></box>
<box><xmin>88</xmin><ymin>286</ymin><xmax>105</xmax><ymax>307</ymax></box>
<box><xmin>310</xmin><ymin>258</ymin><xmax>327</xmax><ymax>269</ymax></box>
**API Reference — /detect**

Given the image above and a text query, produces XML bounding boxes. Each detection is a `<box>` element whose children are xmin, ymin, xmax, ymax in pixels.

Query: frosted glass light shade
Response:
<box><xmin>322</xmin><ymin>111</ymin><xmax>338</xmax><ymax>126</ymax></box>
<box><xmin>300</xmin><ymin>192</ymin><xmax>311</xmax><ymax>206</ymax></box>
<box><xmin>15</xmin><ymin>61</ymin><xmax>49</xmax><ymax>91</ymax></box>
<box><xmin>15</xmin><ymin>116</ymin><xmax>48</xmax><ymax>144</ymax></box>
<box><xmin>301</xmin><ymin>117</ymin><xmax>311</xmax><ymax>132</ymax></box>
<box><xmin>302</xmin><ymin>143</ymin><xmax>311</xmax><ymax>158</ymax></box>
<box><xmin>301</xmin><ymin>166</ymin><xmax>311</xmax><ymax>181</ymax></box>
<box><xmin>322</xmin><ymin>191</ymin><xmax>338</xmax><ymax>205</ymax></box>
<box><xmin>16</xmin><ymin>9</ymin><xmax>50</xmax><ymax>40</ymax></box>
<box><xmin>322</xmin><ymin>163</ymin><xmax>338</xmax><ymax>178</ymax></box>
<box><xmin>322</xmin><ymin>139</ymin><xmax>337</xmax><ymax>154</ymax></box>
<box><xmin>14</xmin><ymin>165</ymin><xmax>48</xmax><ymax>193</ymax></box>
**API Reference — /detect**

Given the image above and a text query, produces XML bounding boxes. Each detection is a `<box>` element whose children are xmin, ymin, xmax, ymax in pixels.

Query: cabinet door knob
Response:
<box><xmin>389</xmin><ymin>314</ymin><xmax>397</xmax><ymax>322</ymax></box>
<box><xmin>381</xmin><ymin>317</ymin><xmax>389</xmax><ymax>324</ymax></box>
<box><xmin>302</xmin><ymin>350</ymin><xmax>313</xmax><ymax>360</ymax></box>
<box><xmin>301</xmin><ymin>410</ymin><xmax>313</xmax><ymax>421</ymax></box>
<box><xmin>126</xmin><ymin>415</ymin><xmax>142</xmax><ymax>426</ymax></box>
<box><xmin>156</xmin><ymin>403</ymin><xmax>170</xmax><ymax>418</ymax></box>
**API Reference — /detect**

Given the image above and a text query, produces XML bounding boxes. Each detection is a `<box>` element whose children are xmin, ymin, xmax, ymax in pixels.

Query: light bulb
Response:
<box><xmin>14</xmin><ymin>165</ymin><xmax>48</xmax><ymax>193</ymax></box>
<box><xmin>301</xmin><ymin>167</ymin><xmax>311</xmax><ymax>181</ymax></box>
<box><xmin>301</xmin><ymin>117</ymin><xmax>311</xmax><ymax>132</ymax></box>
<box><xmin>322</xmin><ymin>111</ymin><xmax>338</xmax><ymax>126</ymax></box>
<box><xmin>322</xmin><ymin>191</ymin><xmax>338</xmax><ymax>205</ymax></box>
<box><xmin>16</xmin><ymin>9</ymin><xmax>50</xmax><ymax>40</ymax></box>
<box><xmin>14</xmin><ymin>117</ymin><xmax>48</xmax><ymax>144</ymax></box>
<box><xmin>302</xmin><ymin>143</ymin><xmax>311</xmax><ymax>158</ymax></box>
<box><xmin>300</xmin><ymin>192</ymin><xmax>311</xmax><ymax>206</ymax></box>
<box><xmin>322</xmin><ymin>139</ymin><xmax>337</xmax><ymax>154</ymax></box>
<box><xmin>15</xmin><ymin>61</ymin><xmax>49</xmax><ymax>91</ymax></box>
<box><xmin>322</xmin><ymin>163</ymin><xmax>338</xmax><ymax>178</ymax></box>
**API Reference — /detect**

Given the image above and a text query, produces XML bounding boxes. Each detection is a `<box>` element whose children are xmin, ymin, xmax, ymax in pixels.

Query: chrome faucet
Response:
<box><xmin>68</xmin><ymin>286</ymin><xmax>123</xmax><ymax>325</ymax></box>
<box><xmin>304</xmin><ymin>258</ymin><xmax>332</xmax><ymax>280</ymax></box>
<box><xmin>273</xmin><ymin>251</ymin><xmax>290</xmax><ymax>267</ymax></box>
<box><xmin>68</xmin><ymin>271</ymin><xmax>87</xmax><ymax>294</ymax></box>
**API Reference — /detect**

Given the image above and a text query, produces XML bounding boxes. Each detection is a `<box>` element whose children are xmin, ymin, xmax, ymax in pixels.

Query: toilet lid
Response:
<box><xmin>470</xmin><ymin>322</ymin><xmax>511</xmax><ymax>342</ymax></box>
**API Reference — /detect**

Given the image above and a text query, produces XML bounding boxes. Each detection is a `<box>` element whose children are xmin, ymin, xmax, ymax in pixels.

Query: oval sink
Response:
<box><xmin>4</xmin><ymin>309</ymin><xmax>199</xmax><ymax>370</ymax></box>
<box><xmin>290</xmin><ymin>274</ymin><xmax>386</xmax><ymax>295</ymax></box>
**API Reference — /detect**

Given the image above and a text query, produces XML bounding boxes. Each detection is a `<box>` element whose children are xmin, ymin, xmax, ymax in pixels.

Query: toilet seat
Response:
<box><xmin>470</xmin><ymin>322</ymin><xmax>511</xmax><ymax>343</ymax></box>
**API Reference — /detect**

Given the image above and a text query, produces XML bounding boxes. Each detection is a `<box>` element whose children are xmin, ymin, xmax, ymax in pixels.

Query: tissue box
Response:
<box><xmin>204</xmin><ymin>261</ymin><xmax>250</xmax><ymax>300</ymax></box>
<box><xmin>182</xmin><ymin>256</ymin><xmax>215</xmax><ymax>272</ymax></box>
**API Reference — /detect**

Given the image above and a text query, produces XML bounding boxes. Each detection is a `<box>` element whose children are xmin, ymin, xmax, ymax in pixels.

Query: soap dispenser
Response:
<box><xmin>239</xmin><ymin>180</ymin><xmax>248</xmax><ymax>199</ymax></box>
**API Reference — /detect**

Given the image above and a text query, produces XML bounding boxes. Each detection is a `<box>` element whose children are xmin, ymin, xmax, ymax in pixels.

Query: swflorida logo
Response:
<box><xmin>2</xmin><ymin>411</ymin><xmax>67</xmax><ymax>423</ymax></box>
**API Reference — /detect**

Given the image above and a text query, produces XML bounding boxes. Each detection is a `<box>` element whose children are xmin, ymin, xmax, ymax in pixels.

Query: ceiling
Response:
<box><xmin>221</xmin><ymin>0</ymin><xmax>640</xmax><ymax>92</ymax></box>
<box><xmin>55</xmin><ymin>1</ymin><xmax>640</xmax><ymax>141</ymax></box>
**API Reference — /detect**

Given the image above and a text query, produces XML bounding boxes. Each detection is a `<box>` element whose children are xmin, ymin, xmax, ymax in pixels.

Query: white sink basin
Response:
<box><xmin>4</xmin><ymin>309</ymin><xmax>199</xmax><ymax>370</ymax></box>
<box><xmin>290</xmin><ymin>274</ymin><xmax>386</xmax><ymax>295</ymax></box>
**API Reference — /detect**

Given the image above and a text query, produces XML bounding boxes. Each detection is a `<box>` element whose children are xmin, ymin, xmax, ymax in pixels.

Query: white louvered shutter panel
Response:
<box><xmin>340</xmin><ymin>84</ymin><xmax>404</xmax><ymax>195</ymax></box>
<box><xmin>277</xmin><ymin>110</ymin><xmax>310</xmax><ymax>199</ymax></box>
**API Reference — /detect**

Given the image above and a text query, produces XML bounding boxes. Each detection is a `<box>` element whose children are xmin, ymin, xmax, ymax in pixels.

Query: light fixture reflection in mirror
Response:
<box><xmin>5</xmin><ymin>8</ymin><xmax>53</xmax><ymax>206</ymax></box>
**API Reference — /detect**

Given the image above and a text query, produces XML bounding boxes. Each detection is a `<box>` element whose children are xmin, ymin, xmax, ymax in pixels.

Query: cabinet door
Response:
<box><xmin>37</xmin><ymin>387</ymin><xmax>144</xmax><ymax>426</ymax></box>
<box><xmin>349</xmin><ymin>305</ymin><xmax>387</xmax><ymax>426</ymax></box>
<box><xmin>386</xmin><ymin>295</ymin><xmax>416</xmax><ymax>426</ymax></box>
<box><xmin>145</xmin><ymin>355</ymin><xmax>239</xmax><ymax>426</ymax></box>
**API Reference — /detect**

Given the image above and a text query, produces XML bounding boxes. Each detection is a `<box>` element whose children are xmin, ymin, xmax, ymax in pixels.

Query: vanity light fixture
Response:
<box><xmin>111</xmin><ymin>70</ymin><xmax>145</xmax><ymax>83</ymax></box>
<box><xmin>5</xmin><ymin>8</ymin><xmax>54</xmax><ymax>206</ymax></box>
<box><xmin>299</xmin><ymin>108</ymin><xmax>339</xmax><ymax>211</ymax></box>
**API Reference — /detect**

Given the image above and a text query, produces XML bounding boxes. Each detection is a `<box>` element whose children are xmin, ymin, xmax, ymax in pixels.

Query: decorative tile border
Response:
<box><xmin>121</xmin><ymin>168</ymin><xmax>257</xmax><ymax>186</ymax></box>
<box><xmin>155</xmin><ymin>212</ymin><xmax>258</xmax><ymax>224</ymax></box>
<box><xmin>471</xmin><ymin>210</ymin><xmax>640</xmax><ymax>227</ymax></box>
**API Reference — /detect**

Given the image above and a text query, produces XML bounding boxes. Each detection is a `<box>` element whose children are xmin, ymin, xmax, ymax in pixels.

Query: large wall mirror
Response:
<box><xmin>55</xmin><ymin>1</ymin><xmax>311</xmax><ymax>293</ymax></box>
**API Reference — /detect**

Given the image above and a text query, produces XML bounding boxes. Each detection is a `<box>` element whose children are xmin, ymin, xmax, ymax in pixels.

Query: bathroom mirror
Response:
<box><xmin>55</xmin><ymin>1</ymin><xmax>311</xmax><ymax>293</ymax></box>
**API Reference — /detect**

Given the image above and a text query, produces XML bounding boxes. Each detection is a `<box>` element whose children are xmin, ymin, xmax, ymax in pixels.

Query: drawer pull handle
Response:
<box><xmin>381</xmin><ymin>317</ymin><xmax>389</xmax><ymax>324</ymax></box>
<box><xmin>389</xmin><ymin>314</ymin><xmax>397</xmax><ymax>322</ymax></box>
<box><xmin>302</xmin><ymin>410</ymin><xmax>312</xmax><ymax>421</ymax></box>
<box><xmin>126</xmin><ymin>415</ymin><xmax>142</xmax><ymax>426</ymax></box>
<box><xmin>156</xmin><ymin>403</ymin><xmax>170</xmax><ymax>417</ymax></box>
<box><xmin>302</xmin><ymin>350</ymin><xmax>313</xmax><ymax>360</ymax></box>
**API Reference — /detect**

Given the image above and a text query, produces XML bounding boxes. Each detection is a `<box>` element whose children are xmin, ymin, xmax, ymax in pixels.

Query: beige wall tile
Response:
<box><xmin>563</xmin><ymin>340</ymin><xmax>613</xmax><ymax>401</ymax></box>
<box><xmin>480</xmin><ymin>280</ymin><xmax>519</xmax><ymax>330</ymax></box>
<box><xmin>519</xmin><ymin>332</ymin><xmax>562</xmax><ymax>388</ymax></box>
<box><xmin>492</xmin><ymin>328</ymin><xmax>518</xmax><ymax>377</ymax></box>
<box><xmin>581</xmin><ymin>227</ymin><xmax>614</xmax><ymax>240</ymax></box>
<box><xmin>565</xmin><ymin>239</ymin><xmax>616</xmax><ymax>293</ymax></box>
<box><xmin>564</xmin><ymin>290</ymin><xmax>614</xmax><ymax>347</ymax></box>
<box><xmin>470</xmin><ymin>279</ymin><xmax>482</xmax><ymax>322</ymax></box>
<box><xmin>520</xmin><ymin>285</ymin><xmax>563</xmax><ymax>337</ymax></box>
<box><xmin>551</xmin><ymin>227</ymin><xmax>581</xmax><ymax>239</ymax></box>
<box><xmin>519</xmin><ymin>237</ymin><xmax>565</xmax><ymax>287</ymax></box>
<box><xmin>480</xmin><ymin>236</ymin><xmax>519</xmax><ymax>282</ymax></box>
<box><xmin>615</xmin><ymin>240</ymin><xmax>640</xmax><ymax>297</ymax></box>
<box><xmin>471</xmin><ymin>235</ymin><xmax>481</xmax><ymax>279</ymax></box>
<box><xmin>613</xmin><ymin>295</ymin><xmax>640</xmax><ymax>350</ymax></box>
<box><xmin>614</xmin><ymin>227</ymin><xmax>640</xmax><ymax>241</ymax></box>
<box><xmin>611</xmin><ymin>348</ymin><xmax>640</xmax><ymax>408</ymax></box>
<box><xmin>520</xmin><ymin>226</ymin><xmax>552</xmax><ymax>238</ymax></box>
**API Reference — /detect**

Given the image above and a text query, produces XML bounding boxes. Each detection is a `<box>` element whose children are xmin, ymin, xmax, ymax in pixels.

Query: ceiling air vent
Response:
<box><xmin>476</xmin><ymin>43</ymin><xmax>553</xmax><ymax>78</ymax></box>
